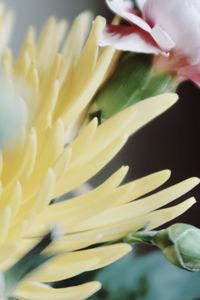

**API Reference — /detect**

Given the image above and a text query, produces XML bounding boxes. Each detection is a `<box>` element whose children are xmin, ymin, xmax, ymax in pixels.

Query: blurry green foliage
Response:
<box><xmin>91</xmin><ymin>251</ymin><xmax>200</xmax><ymax>300</ymax></box>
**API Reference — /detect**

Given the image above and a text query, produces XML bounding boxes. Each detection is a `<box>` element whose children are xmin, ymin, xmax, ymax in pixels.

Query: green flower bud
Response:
<box><xmin>125</xmin><ymin>223</ymin><xmax>200</xmax><ymax>272</ymax></box>
<box><xmin>89</xmin><ymin>53</ymin><xmax>174</xmax><ymax>123</ymax></box>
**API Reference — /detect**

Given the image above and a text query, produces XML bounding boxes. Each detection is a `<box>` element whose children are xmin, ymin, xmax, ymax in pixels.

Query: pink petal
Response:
<box><xmin>100</xmin><ymin>25</ymin><xmax>166</xmax><ymax>54</ymax></box>
<box><xmin>179</xmin><ymin>65</ymin><xmax>200</xmax><ymax>86</ymax></box>
<box><xmin>106</xmin><ymin>0</ymin><xmax>151</xmax><ymax>31</ymax></box>
<box><xmin>151</xmin><ymin>24</ymin><xmax>175</xmax><ymax>52</ymax></box>
<box><xmin>105</xmin><ymin>0</ymin><xmax>175</xmax><ymax>54</ymax></box>
<box><xmin>143</xmin><ymin>0</ymin><xmax>200</xmax><ymax>63</ymax></box>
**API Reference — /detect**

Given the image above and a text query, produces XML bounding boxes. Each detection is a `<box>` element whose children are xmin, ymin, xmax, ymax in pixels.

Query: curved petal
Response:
<box><xmin>100</xmin><ymin>25</ymin><xmax>165</xmax><ymax>54</ymax></box>
<box><xmin>151</xmin><ymin>24</ymin><xmax>175</xmax><ymax>52</ymax></box>
<box><xmin>143</xmin><ymin>0</ymin><xmax>200</xmax><ymax>62</ymax></box>
<box><xmin>104</xmin><ymin>0</ymin><xmax>174</xmax><ymax>54</ymax></box>
<box><xmin>106</xmin><ymin>0</ymin><xmax>151</xmax><ymax>31</ymax></box>
<box><xmin>14</xmin><ymin>281</ymin><xmax>101</xmax><ymax>300</ymax></box>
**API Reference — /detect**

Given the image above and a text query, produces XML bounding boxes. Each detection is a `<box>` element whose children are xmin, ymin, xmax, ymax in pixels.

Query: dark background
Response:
<box><xmin>117</xmin><ymin>81</ymin><xmax>200</xmax><ymax>227</ymax></box>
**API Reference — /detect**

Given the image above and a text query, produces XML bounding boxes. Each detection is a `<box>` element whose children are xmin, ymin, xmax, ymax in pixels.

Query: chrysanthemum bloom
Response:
<box><xmin>0</xmin><ymin>4</ymin><xmax>199</xmax><ymax>300</ymax></box>
<box><xmin>101</xmin><ymin>0</ymin><xmax>200</xmax><ymax>86</ymax></box>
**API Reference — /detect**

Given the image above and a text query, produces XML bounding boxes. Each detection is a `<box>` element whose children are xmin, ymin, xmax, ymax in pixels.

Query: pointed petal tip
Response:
<box><xmin>149</xmin><ymin>93</ymin><xmax>178</xmax><ymax>107</ymax></box>
<box><xmin>163</xmin><ymin>169</ymin><xmax>171</xmax><ymax>177</ymax></box>
<box><xmin>164</xmin><ymin>92</ymin><xmax>179</xmax><ymax>103</ymax></box>
<box><xmin>94</xmin><ymin>16</ymin><xmax>106</xmax><ymax>28</ymax></box>
<box><xmin>187</xmin><ymin>197</ymin><xmax>197</xmax><ymax>206</ymax></box>
<box><xmin>90</xmin><ymin>281</ymin><xmax>102</xmax><ymax>293</ymax></box>
<box><xmin>79</xmin><ymin>10</ymin><xmax>93</xmax><ymax>19</ymax></box>
<box><xmin>158</xmin><ymin>169</ymin><xmax>171</xmax><ymax>180</ymax></box>
<box><xmin>121</xmin><ymin>165</ymin><xmax>130</xmax><ymax>173</ymax></box>
<box><xmin>150</xmin><ymin>92</ymin><xmax>179</xmax><ymax>112</ymax></box>
<box><xmin>180</xmin><ymin>197</ymin><xmax>197</xmax><ymax>209</ymax></box>
<box><xmin>190</xmin><ymin>177</ymin><xmax>200</xmax><ymax>186</ymax></box>
<box><xmin>116</xmin><ymin>243</ymin><xmax>133</xmax><ymax>254</ymax></box>
<box><xmin>90</xmin><ymin>117</ymin><xmax>99</xmax><ymax>127</ymax></box>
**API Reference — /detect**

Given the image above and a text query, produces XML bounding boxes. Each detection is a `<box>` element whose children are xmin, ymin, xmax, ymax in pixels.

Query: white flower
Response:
<box><xmin>101</xmin><ymin>0</ymin><xmax>200</xmax><ymax>85</ymax></box>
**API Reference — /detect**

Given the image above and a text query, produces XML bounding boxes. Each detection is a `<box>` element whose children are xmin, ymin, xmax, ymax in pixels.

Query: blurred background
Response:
<box><xmin>6</xmin><ymin>0</ymin><xmax>109</xmax><ymax>51</ymax></box>
<box><xmin>5</xmin><ymin>1</ymin><xmax>200</xmax><ymax>299</ymax></box>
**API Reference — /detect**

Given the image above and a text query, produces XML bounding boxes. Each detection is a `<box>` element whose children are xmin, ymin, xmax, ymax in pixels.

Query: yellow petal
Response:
<box><xmin>15</xmin><ymin>281</ymin><xmax>101</xmax><ymax>300</ymax></box>
<box><xmin>55</xmin><ymin>135</ymin><xmax>128</xmax><ymax>196</ymax></box>
<box><xmin>127</xmin><ymin>93</ymin><xmax>178</xmax><ymax>136</ymax></box>
<box><xmin>58</xmin><ymin>177</ymin><xmax>199</xmax><ymax>232</ymax></box>
<box><xmin>30</xmin><ymin>244</ymin><xmax>131</xmax><ymax>282</ymax></box>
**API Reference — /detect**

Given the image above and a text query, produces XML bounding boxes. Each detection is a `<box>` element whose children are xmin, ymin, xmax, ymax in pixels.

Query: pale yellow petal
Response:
<box><xmin>55</xmin><ymin>135</ymin><xmax>128</xmax><ymax>196</ymax></box>
<box><xmin>61</xmin><ymin>11</ymin><xmax>93</xmax><ymax>80</ymax></box>
<box><xmin>37</xmin><ymin>18</ymin><xmax>67</xmax><ymax>72</ymax></box>
<box><xmin>16</xmin><ymin>169</ymin><xmax>55</xmax><ymax>223</ymax></box>
<box><xmin>0</xmin><ymin>4</ymin><xmax>14</xmax><ymax>56</ymax></box>
<box><xmin>15</xmin><ymin>281</ymin><xmax>101</xmax><ymax>300</ymax></box>
<box><xmin>0</xmin><ymin>205</ymin><xmax>10</xmax><ymax>243</ymax></box>
<box><xmin>73</xmin><ymin>177</ymin><xmax>199</xmax><ymax>231</ymax></box>
<box><xmin>15</xmin><ymin>26</ymin><xmax>36</xmax><ymax>76</ymax></box>
<box><xmin>127</xmin><ymin>93</ymin><xmax>178</xmax><ymax>136</ymax></box>
<box><xmin>8</xmin><ymin>181</ymin><xmax>23</xmax><ymax>219</ymax></box>
<box><xmin>30</xmin><ymin>244</ymin><xmax>131</xmax><ymax>282</ymax></box>
<box><xmin>114</xmin><ymin>169</ymin><xmax>171</xmax><ymax>205</ymax></box>
<box><xmin>147</xmin><ymin>197</ymin><xmax>197</xmax><ymax>229</ymax></box>
<box><xmin>61</xmin><ymin>46</ymin><xmax>115</xmax><ymax>129</ymax></box>
<box><xmin>31</xmin><ymin>166</ymin><xmax>129</xmax><ymax>234</ymax></box>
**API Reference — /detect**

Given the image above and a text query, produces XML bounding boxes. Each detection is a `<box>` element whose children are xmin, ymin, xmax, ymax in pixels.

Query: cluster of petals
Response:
<box><xmin>0</xmin><ymin>3</ymin><xmax>199</xmax><ymax>300</ymax></box>
<box><xmin>101</xmin><ymin>0</ymin><xmax>200</xmax><ymax>86</ymax></box>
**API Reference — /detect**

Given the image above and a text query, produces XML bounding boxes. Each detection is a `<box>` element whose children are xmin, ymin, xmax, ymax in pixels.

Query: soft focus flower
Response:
<box><xmin>101</xmin><ymin>0</ymin><xmax>200</xmax><ymax>86</ymax></box>
<box><xmin>2</xmin><ymin>227</ymin><xmax>60</xmax><ymax>298</ymax></box>
<box><xmin>0</xmin><ymin>3</ymin><xmax>199</xmax><ymax>300</ymax></box>
<box><xmin>0</xmin><ymin>3</ymin><xmax>13</xmax><ymax>56</ymax></box>
<box><xmin>125</xmin><ymin>223</ymin><xmax>200</xmax><ymax>272</ymax></box>
<box><xmin>0</xmin><ymin>79</ymin><xmax>27</xmax><ymax>149</ymax></box>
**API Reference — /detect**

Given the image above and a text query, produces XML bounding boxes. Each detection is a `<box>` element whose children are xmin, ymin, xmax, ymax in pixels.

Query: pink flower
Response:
<box><xmin>101</xmin><ymin>0</ymin><xmax>200</xmax><ymax>86</ymax></box>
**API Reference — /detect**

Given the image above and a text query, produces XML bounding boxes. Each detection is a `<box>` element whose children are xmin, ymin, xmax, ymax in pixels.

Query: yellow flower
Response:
<box><xmin>0</xmin><ymin>4</ymin><xmax>198</xmax><ymax>300</ymax></box>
